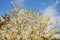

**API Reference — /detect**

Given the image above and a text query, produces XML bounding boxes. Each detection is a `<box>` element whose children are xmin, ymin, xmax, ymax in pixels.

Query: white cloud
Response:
<box><xmin>43</xmin><ymin>0</ymin><xmax>60</xmax><ymax>16</ymax></box>
<box><xmin>54</xmin><ymin>0</ymin><xmax>60</xmax><ymax>6</ymax></box>
<box><xmin>42</xmin><ymin>0</ymin><xmax>60</xmax><ymax>32</ymax></box>
<box><xmin>43</xmin><ymin>6</ymin><xmax>57</xmax><ymax>16</ymax></box>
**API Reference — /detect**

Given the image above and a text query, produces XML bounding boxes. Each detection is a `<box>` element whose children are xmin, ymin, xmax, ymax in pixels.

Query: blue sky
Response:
<box><xmin>0</xmin><ymin>0</ymin><xmax>12</xmax><ymax>16</ymax></box>
<box><xmin>0</xmin><ymin>0</ymin><xmax>60</xmax><ymax>38</ymax></box>
<box><xmin>0</xmin><ymin>0</ymin><xmax>60</xmax><ymax>15</ymax></box>
<box><xmin>0</xmin><ymin>1</ymin><xmax>60</xmax><ymax>22</ymax></box>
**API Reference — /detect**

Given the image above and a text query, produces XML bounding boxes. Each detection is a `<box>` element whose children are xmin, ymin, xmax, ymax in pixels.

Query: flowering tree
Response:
<box><xmin>0</xmin><ymin>2</ymin><xmax>60</xmax><ymax>40</ymax></box>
